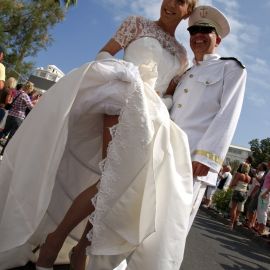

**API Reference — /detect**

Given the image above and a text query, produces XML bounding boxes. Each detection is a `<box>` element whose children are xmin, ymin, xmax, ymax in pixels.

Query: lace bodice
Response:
<box><xmin>113</xmin><ymin>16</ymin><xmax>188</xmax><ymax>94</ymax></box>
<box><xmin>113</xmin><ymin>16</ymin><xmax>187</xmax><ymax>61</ymax></box>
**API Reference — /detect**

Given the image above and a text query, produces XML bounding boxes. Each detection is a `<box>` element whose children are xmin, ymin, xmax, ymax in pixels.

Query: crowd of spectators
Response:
<box><xmin>0</xmin><ymin>45</ymin><xmax>42</xmax><ymax>158</ymax></box>
<box><xmin>203</xmin><ymin>156</ymin><xmax>270</xmax><ymax>236</ymax></box>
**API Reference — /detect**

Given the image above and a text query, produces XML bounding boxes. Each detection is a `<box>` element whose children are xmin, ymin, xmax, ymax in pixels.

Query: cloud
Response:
<box><xmin>248</xmin><ymin>58</ymin><xmax>269</xmax><ymax>76</ymax></box>
<box><xmin>264</xmin><ymin>120</ymin><xmax>270</xmax><ymax>128</ymax></box>
<box><xmin>98</xmin><ymin>0</ymin><xmax>161</xmax><ymax>21</ymax></box>
<box><xmin>246</xmin><ymin>92</ymin><xmax>266</xmax><ymax>107</ymax></box>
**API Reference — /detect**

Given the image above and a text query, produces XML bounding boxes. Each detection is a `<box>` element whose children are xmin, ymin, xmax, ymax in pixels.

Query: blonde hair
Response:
<box><xmin>5</xmin><ymin>77</ymin><xmax>17</xmax><ymax>89</ymax></box>
<box><xmin>23</xmin><ymin>81</ymin><xmax>34</xmax><ymax>93</ymax></box>
<box><xmin>240</xmin><ymin>162</ymin><xmax>250</xmax><ymax>174</ymax></box>
<box><xmin>187</xmin><ymin>0</ymin><xmax>198</xmax><ymax>14</ymax></box>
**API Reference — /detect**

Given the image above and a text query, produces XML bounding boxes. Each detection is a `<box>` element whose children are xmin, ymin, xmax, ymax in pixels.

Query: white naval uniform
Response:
<box><xmin>171</xmin><ymin>53</ymin><xmax>247</xmax><ymax>228</ymax></box>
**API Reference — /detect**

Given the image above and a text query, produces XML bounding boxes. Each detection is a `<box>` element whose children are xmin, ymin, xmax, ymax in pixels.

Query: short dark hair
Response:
<box><xmin>16</xmin><ymin>83</ymin><xmax>23</xmax><ymax>90</ymax></box>
<box><xmin>246</xmin><ymin>156</ymin><xmax>254</xmax><ymax>164</ymax></box>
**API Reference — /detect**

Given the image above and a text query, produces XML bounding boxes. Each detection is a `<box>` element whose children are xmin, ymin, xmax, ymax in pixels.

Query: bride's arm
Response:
<box><xmin>95</xmin><ymin>39</ymin><xmax>122</xmax><ymax>60</ymax></box>
<box><xmin>164</xmin><ymin>78</ymin><xmax>178</xmax><ymax>96</ymax></box>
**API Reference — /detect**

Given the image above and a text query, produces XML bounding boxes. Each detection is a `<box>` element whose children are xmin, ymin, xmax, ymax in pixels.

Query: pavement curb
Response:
<box><xmin>199</xmin><ymin>206</ymin><xmax>270</xmax><ymax>249</ymax></box>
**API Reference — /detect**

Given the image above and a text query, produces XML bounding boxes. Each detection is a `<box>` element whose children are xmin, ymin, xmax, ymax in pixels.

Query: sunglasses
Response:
<box><xmin>188</xmin><ymin>26</ymin><xmax>217</xmax><ymax>36</ymax></box>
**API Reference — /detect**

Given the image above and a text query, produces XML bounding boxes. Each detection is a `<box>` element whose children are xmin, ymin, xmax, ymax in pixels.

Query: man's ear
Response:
<box><xmin>215</xmin><ymin>35</ymin><xmax>222</xmax><ymax>46</ymax></box>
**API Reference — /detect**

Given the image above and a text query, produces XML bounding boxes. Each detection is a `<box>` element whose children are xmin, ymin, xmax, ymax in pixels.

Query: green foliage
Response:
<box><xmin>0</xmin><ymin>0</ymin><xmax>76</xmax><ymax>80</ymax></box>
<box><xmin>212</xmin><ymin>189</ymin><xmax>233</xmax><ymax>213</ymax></box>
<box><xmin>249</xmin><ymin>138</ymin><xmax>270</xmax><ymax>167</ymax></box>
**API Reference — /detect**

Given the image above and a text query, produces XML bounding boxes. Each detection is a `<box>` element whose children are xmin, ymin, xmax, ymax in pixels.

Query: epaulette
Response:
<box><xmin>220</xmin><ymin>57</ymin><xmax>245</xmax><ymax>69</ymax></box>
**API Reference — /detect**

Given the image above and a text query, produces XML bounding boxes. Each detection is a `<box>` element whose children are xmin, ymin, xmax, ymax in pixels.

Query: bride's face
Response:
<box><xmin>160</xmin><ymin>0</ymin><xmax>190</xmax><ymax>25</ymax></box>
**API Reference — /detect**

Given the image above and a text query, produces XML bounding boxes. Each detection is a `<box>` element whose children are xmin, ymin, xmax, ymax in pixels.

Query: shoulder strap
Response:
<box><xmin>9</xmin><ymin>92</ymin><xmax>22</xmax><ymax>108</ymax></box>
<box><xmin>220</xmin><ymin>57</ymin><xmax>245</xmax><ymax>69</ymax></box>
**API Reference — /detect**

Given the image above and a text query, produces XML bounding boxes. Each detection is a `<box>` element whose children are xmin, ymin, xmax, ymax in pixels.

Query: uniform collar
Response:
<box><xmin>192</xmin><ymin>53</ymin><xmax>220</xmax><ymax>65</ymax></box>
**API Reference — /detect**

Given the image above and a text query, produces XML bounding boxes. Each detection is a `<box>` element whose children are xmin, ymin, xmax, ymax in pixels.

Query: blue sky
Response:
<box><xmin>33</xmin><ymin>0</ymin><xmax>270</xmax><ymax>148</ymax></box>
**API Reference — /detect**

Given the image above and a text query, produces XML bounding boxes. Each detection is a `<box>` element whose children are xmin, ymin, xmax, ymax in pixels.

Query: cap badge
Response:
<box><xmin>199</xmin><ymin>7</ymin><xmax>208</xmax><ymax>18</ymax></box>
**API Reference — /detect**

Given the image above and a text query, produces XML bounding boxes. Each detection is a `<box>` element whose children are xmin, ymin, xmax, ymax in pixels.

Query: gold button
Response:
<box><xmin>189</xmin><ymin>74</ymin><xmax>194</xmax><ymax>78</ymax></box>
<box><xmin>184</xmin><ymin>88</ymin><xmax>188</xmax><ymax>93</ymax></box>
<box><xmin>177</xmin><ymin>104</ymin><xmax>182</xmax><ymax>108</ymax></box>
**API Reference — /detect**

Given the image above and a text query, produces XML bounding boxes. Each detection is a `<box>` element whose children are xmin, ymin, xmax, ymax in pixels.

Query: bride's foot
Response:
<box><xmin>69</xmin><ymin>245</ymin><xmax>87</xmax><ymax>270</ymax></box>
<box><xmin>36</xmin><ymin>232</ymin><xmax>63</xmax><ymax>268</ymax></box>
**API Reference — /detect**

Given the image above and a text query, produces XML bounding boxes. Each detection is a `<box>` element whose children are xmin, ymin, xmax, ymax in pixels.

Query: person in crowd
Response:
<box><xmin>0</xmin><ymin>77</ymin><xmax>17</xmax><ymax>134</ymax></box>
<box><xmin>0</xmin><ymin>1</ymin><xmax>197</xmax><ymax>269</ymax></box>
<box><xmin>0</xmin><ymin>45</ymin><xmax>5</xmax><ymax>91</ymax></box>
<box><xmin>246</xmin><ymin>162</ymin><xmax>268</xmax><ymax>230</ymax></box>
<box><xmin>217</xmin><ymin>165</ymin><xmax>232</xmax><ymax>191</ymax></box>
<box><xmin>255</xmin><ymin>160</ymin><xmax>270</xmax><ymax>235</ymax></box>
<box><xmin>0</xmin><ymin>46</ymin><xmax>6</xmax><ymax>122</ymax></box>
<box><xmin>4</xmin><ymin>77</ymin><xmax>18</xmax><ymax>106</ymax></box>
<box><xmin>203</xmin><ymin>165</ymin><xmax>232</xmax><ymax>208</ymax></box>
<box><xmin>170</xmin><ymin>5</ymin><xmax>247</xmax><ymax>229</ymax></box>
<box><xmin>237</xmin><ymin>155</ymin><xmax>253</xmax><ymax>173</ymax></box>
<box><xmin>25</xmin><ymin>89</ymin><xmax>42</xmax><ymax>116</ymax></box>
<box><xmin>243</xmin><ymin>168</ymin><xmax>258</xmax><ymax>215</ymax></box>
<box><xmin>229</xmin><ymin>162</ymin><xmax>251</xmax><ymax>230</ymax></box>
<box><xmin>202</xmin><ymin>167</ymin><xmax>223</xmax><ymax>208</ymax></box>
<box><xmin>0</xmin><ymin>81</ymin><xmax>34</xmax><ymax>156</ymax></box>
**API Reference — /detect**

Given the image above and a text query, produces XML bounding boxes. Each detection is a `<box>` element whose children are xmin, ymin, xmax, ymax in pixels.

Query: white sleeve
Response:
<box><xmin>193</xmin><ymin>62</ymin><xmax>247</xmax><ymax>173</ymax></box>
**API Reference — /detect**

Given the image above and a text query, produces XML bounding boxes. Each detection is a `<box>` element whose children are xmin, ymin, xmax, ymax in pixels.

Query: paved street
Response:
<box><xmin>13</xmin><ymin>209</ymin><xmax>270</xmax><ymax>270</ymax></box>
<box><xmin>181</xmin><ymin>210</ymin><xmax>270</xmax><ymax>270</ymax></box>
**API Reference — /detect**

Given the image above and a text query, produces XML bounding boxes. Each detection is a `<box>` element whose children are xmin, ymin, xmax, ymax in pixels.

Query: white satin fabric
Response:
<box><xmin>0</xmin><ymin>38</ymin><xmax>193</xmax><ymax>270</ymax></box>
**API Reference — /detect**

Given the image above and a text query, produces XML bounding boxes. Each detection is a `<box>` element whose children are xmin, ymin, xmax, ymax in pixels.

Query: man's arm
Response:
<box><xmin>192</xmin><ymin>61</ymin><xmax>247</xmax><ymax>173</ymax></box>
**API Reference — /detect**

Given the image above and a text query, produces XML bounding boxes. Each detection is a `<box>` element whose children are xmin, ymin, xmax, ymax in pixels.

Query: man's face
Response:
<box><xmin>189</xmin><ymin>27</ymin><xmax>221</xmax><ymax>60</ymax></box>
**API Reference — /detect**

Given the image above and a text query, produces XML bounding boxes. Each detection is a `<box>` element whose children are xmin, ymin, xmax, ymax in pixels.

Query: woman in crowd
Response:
<box><xmin>229</xmin><ymin>162</ymin><xmax>251</xmax><ymax>230</ymax></box>
<box><xmin>0</xmin><ymin>1</ymin><xmax>197</xmax><ymax>269</ymax></box>
<box><xmin>0</xmin><ymin>77</ymin><xmax>17</xmax><ymax>125</ymax></box>
<box><xmin>0</xmin><ymin>81</ymin><xmax>34</xmax><ymax>155</ymax></box>
<box><xmin>245</xmin><ymin>162</ymin><xmax>267</xmax><ymax>229</ymax></box>
<box><xmin>256</xmin><ymin>160</ymin><xmax>270</xmax><ymax>235</ymax></box>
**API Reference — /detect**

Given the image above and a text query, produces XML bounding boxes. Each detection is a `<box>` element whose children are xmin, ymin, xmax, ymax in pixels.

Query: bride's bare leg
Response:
<box><xmin>36</xmin><ymin>114</ymin><xmax>119</xmax><ymax>268</ymax></box>
<box><xmin>69</xmin><ymin>221</ymin><xmax>92</xmax><ymax>270</ymax></box>
<box><xmin>69</xmin><ymin>114</ymin><xmax>119</xmax><ymax>269</ymax></box>
<box><xmin>36</xmin><ymin>185</ymin><xmax>97</xmax><ymax>267</ymax></box>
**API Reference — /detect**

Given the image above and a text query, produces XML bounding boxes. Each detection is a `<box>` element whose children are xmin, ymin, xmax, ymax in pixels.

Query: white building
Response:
<box><xmin>225</xmin><ymin>144</ymin><xmax>251</xmax><ymax>164</ymax></box>
<box><xmin>35</xmin><ymin>65</ymin><xmax>65</xmax><ymax>82</ymax></box>
<box><xmin>29</xmin><ymin>65</ymin><xmax>65</xmax><ymax>92</ymax></box>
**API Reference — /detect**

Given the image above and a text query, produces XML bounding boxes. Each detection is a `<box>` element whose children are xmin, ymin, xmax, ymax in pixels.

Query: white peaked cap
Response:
<box><xmin>188</xmin><ymin>5</ymin><xmax>230</xmax><ymax>38</ymax></box>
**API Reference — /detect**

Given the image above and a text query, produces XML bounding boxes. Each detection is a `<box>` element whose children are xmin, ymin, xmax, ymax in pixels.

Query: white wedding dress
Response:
<box><xmin>0</xmin><ymin>16</ymin><xmax>193</xmax><ymax>270</ymax></box>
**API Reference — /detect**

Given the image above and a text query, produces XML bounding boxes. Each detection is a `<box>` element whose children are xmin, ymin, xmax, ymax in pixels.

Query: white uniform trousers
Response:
<box><xmin>188</xmin><ymin>178</ymin><xmax>207</xmax><ymax>231</ymax></box>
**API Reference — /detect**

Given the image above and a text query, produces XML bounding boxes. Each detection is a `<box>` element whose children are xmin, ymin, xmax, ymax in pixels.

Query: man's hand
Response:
<box><xmin>192</xmin><ymin>161</ymin><xmax>210</xmax><ymax>177</ymax></box>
